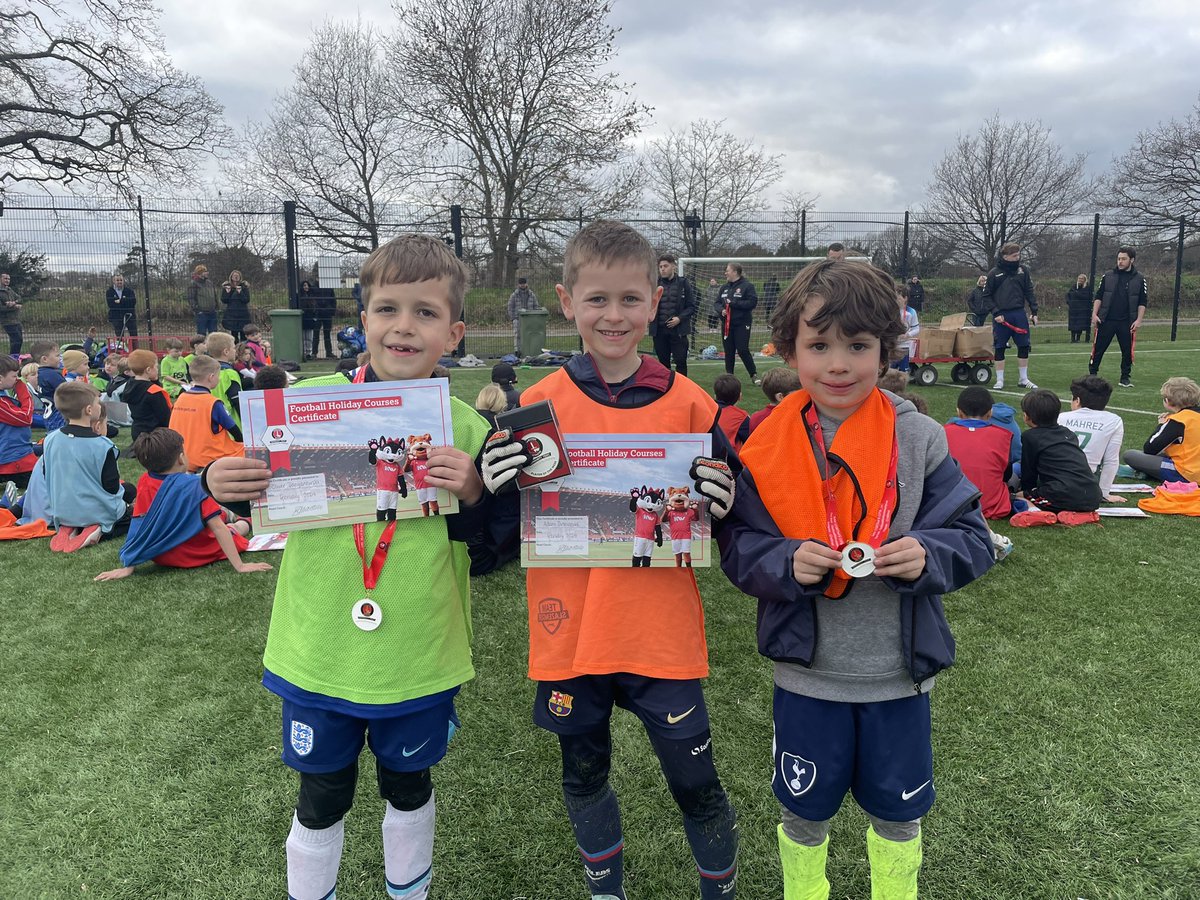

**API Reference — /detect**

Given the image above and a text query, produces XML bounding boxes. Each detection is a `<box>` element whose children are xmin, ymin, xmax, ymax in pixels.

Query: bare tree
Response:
<box><xmin>1106</xmin><ymin>95</ymin><xmax>1200</xmax><ymax>233</ymax></box>
<box><xmin>864</xmin><ymin>224</ymin><xmax>957</xmax><ymax>277</ymax></box>
<box><xmin>229</xmin><ymin>20</ymin><xmax>418</xmax><ymax>254</ymax></box>
<box><xmin>643</xmin><ymin>119</ymin><xmax>784</xmax><ymax>256</ymax></box>
<box><xmin>391</xmin><ymin>0</ymin><xmax>648</xmax><ymax>287</ymax></box>
<box><xmin>776</xmin><ymin>189</ymin><xmax>820</xmax><ymax>255</ymax></box>
<box><xmin>0</xmin><ymin>0</ymin><xmax>228</xmax><ymax>191</ymax></box>
<box><xmin>923</xmin><ymin>115</ymin><xmax>1093</xmax><ymax>270</ymax></box>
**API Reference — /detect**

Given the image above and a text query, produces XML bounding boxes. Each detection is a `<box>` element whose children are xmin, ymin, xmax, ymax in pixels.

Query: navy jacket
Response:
<box><xmin>718</xmin><ymin>453</ymin><xmax>992</xmax><ymax>685</ymax></box>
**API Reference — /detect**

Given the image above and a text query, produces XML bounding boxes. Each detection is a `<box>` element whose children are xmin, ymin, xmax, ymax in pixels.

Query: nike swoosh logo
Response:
<box><xmin>401</xmin><ymin>739</ymin><xmax>431</xmax><ymax>758</ymax></box>
<box><xmin>666</xmin><ymin>706</ymin><xmax>697</xmax><ymax>725</ymax></box>
<box><xmin>901</xmin><ymin>780</ymin><xmax>931</xmax><ymax>801</ymax></box>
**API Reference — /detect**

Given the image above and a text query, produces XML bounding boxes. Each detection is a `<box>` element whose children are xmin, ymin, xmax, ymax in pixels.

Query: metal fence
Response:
<box><xmin>2</xmin><ymin>193</ymin><xmax>1196</xmax><ymax>361</ymax></box>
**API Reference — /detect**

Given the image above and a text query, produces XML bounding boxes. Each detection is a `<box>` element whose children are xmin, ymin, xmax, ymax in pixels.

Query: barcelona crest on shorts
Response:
<box><xmin>548</xmin><ymin>690</ymin><xmax>574</xmax><ymax>717</ymax></box>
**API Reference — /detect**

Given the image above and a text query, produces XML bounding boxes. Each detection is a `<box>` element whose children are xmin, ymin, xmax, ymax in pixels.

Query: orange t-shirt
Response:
<box><xmin>521</xmin><ymin>367</ymin><xmax>719</xmax><ymax>681</ymax></box>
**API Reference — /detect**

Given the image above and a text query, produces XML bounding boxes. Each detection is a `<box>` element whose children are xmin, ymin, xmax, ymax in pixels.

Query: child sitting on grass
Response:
<box><xmin>1011</xmin><ymin>388</ymin><xmax>1102</xmax><ymax>526</ymax></box>
<box><xmin>945</xmin><ymin>386</ymin><xmax>1025</xmax><ymax>519</ymax></box>
<box><xmin>32</xmin><ymin>341</ymin><xmax>66</xmax><ymax>432</ymax></box>
<box><xmin>43</xmin><ymin>381</ymin><xmax>136</xmax><ymax>551</ymax></box>
<box><xmin>0</xmin><ymin>355</ymin><xmax>39</xmax><ymax>490</ymax></box>
<box><xmin>169</xmin><ymin>354</ymin><xmax>243</xmax><ymax>473</ymax></box>
<box><xmin>61</xmin><ymin>349</ymin><xmax>91</xmax><ymax>383</ymax></box>
<box><xmin>204</xmin><ymin>331</ymin><xmax>243</xmax><ymax>429</ymax></box>
<box><xmin>94</xmin><ymin>428</ymin><xmax>271</xmax><ymax>581</ymax></box>
<box><xmin>1123</xmin><ymin>376</ymin><xmax>1200</xmax><ymax>484</ymax></box>
<box><xmin>714</xmin><ymin>372</ymin><xmax>750</xmax><ymax>449</ymax></box>
<box><xmin>158</xmin><ymin>338</ymin><xmax>190</xmax><ymax>400</ymax></box>
<box><xmin>1058</xmin><ymin>374</ymin><xmax>1125</xmax><ymax>503</ymax></box>
<box><xmin>122</xmin><ymin>348</ymin><xmax>173</xmax><ymax>441</ymax></box>
<box><xmin>748</xmin><ymin>366</ymin><xmax>801</xmax><ymax>435</ymax></box>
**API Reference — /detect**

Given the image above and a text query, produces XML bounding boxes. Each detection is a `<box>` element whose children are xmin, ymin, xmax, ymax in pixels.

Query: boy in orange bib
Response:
<box><xmin>482</xmin><ymin>221</ymin><xmax>741</xmax><ymax>900</ymax></box>
<box><xmin>710</xmin><ymin>260</ymin><xmax>994</xmax><ymax>899</ymax></box>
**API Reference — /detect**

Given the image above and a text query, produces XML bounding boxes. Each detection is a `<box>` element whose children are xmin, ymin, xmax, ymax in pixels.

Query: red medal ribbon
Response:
<box><xmin>801</xmin><ymin>401</ymin><xmax>899</xmax><ymax>551</ymax></box>
<box><xmin>353</xmin><ymin>520</ymin><xmax>398</xmax><ymax>591</ymax></box>
<box><xmin>263</xmin><ymin>389</ymin><xmax>292</xmax><ymax>472</ymax></box>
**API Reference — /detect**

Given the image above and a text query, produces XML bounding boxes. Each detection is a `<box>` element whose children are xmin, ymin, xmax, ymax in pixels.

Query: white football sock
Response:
<box><xmin>286</xmin><ymin>813</ymin><xmax>343</xmax><ymax>900</ymax></box>
<box><xmin>383</xmin><ymin>795</ymin><xmax>435</xmax><ymax>899</ymax></box>
<box><xmin>1019</xmin><ymin>366</ymin><xmax>1028</xmax><ymax>382</ymax></box>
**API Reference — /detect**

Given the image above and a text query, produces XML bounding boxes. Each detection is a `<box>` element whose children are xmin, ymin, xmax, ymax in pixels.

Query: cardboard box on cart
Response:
<box><xmin>918</xmin><ymin>328</ymin><xmax>957</xmax><ymax>359</ymax></box>
<box><xmin>954</xmin><ymin>326</ymin><xmax>994</xmax><ymax>359</ymax></box>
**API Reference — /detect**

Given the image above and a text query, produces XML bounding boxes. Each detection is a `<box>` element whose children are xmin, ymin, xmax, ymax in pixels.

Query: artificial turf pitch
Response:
<box><xmin>2</xmin><ymin>338</ymin><xmax>1199</xmax><ymax>898</ymax></box>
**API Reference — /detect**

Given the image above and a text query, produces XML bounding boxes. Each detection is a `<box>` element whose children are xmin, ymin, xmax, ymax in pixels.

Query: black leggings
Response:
<box><xmin>723</xmin><ymin>324</ymin><xmax>756</xmax><ymax>378</ymax></box>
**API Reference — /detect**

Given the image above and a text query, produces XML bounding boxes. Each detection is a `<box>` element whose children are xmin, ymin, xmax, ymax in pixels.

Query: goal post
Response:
<box><xmin>679</xmin><ymin>256</ymin><xmax>871</xmax><ymax>341</ymax></box>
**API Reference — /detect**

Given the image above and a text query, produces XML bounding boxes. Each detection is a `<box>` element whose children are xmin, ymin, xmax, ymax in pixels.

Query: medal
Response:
<box><xmin>351</xmin><ymin>519</ymin><xmax>398</xmax><ymax>634</ymax></box>
<box><xmin>352</xmin><ymin>598</ymin><xmax>382</xmax><ymax>631</ymax></box>
<box><xmin>840</xmin><ymin>541</ymin><xmax>876</xmax><ymax>577</ymax></box>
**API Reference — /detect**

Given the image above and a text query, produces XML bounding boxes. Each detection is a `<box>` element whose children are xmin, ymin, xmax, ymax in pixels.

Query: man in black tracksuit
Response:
<box><xmin>652</xmin><ymin>254</ymin><xmax>697</xmax><ymax>375</ymax></box>
<box><xmin>983</xmin><ymin>243</ymin><xmax>1039</xmax><ymax>390</ymax></box>
<box><xmin>717</xmin><ymin>262</ymin><xmax>759</xmax><ymax>383</ymax></box>
<box><xmin>1090</xmin><ymin>247</ymin><xmax>1147</xmax><ymax>387</ymax></box>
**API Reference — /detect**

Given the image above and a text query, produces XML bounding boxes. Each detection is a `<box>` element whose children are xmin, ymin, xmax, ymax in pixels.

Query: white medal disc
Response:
<box><xmin>352</xmin><ymin>598</ymin><xmax>383</xmax><ymax>631</ymax></box>
<box><xmin>840</xmin><ymin>542</ymin><xmax>876</xmax><ymax>577</ymax></box>
<box><xmin>521</xmin><ymin>430</ymin><xmax>562</xmax><ymax>479</ymax></box>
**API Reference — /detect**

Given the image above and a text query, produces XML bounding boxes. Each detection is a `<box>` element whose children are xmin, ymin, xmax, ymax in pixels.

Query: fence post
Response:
<box><xmin>1172</xmin><ymin>215</ymin><xmax>1185</xmax><ymax>342</ymax></box>
<box><xmin>284</xmin><ymin>201</ymin><xmax>298</xmax><ymax>308</ymax></box>
<box><xmin>136</xmin><ymin>195</ymin><xmax>153</xmax><ymax>339</ymax></box>
<box><xmin>900</xmin><ymin>211</ymin><xmax>911</xmax><ymax>281</ymax></box>
<box><xmin>799</xmin><ymin>209</ymin><xmax>807</xmax><ymax>256</ymax></box>
<box><xmin>1088</xmin><ymin>213</ymin><xmax>1100</xmax><ymax>294</ymax></box>
<box><xmin>450</xmin><ymin>205</ymin><xmax>463</xmax><ymax>259</ymax></box>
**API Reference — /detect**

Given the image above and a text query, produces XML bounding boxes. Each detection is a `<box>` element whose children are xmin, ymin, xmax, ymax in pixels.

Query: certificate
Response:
<box><xmin>241</xmin><ymin>378</ymin><xmax>458</xmax><ymax>531</ymax></box>
<box><xmin>521</xmin><ymin>432</ymin><xmax>713</xmax><ymax>568</ymax></box>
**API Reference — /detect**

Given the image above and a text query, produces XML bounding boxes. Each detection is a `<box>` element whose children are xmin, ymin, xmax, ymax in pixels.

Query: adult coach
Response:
<box><xmin>186</xmin><ymin>265</ymin><xmax>219</xmax><ymax>335</ymax></box>
<box><xmin>105</xmin><ymin>274</ymin><xmax>138</xmax><ymax>347</ymax></box>
<box><xmin>984</xmin><ymin>243</ymin><xmax>1038</xmax><ymax>391</ymax></box>
<box><xmin>717</xmin><ymin>262</ymin><xmax>760</xmax><ymax>384</ymax></box>
<box><xmin>652</xmin><ymin>253</ymin><xmax>696</xmax><ymax>375</ymax></box>
<box><xmin>0</xmin><ymin>272</ymin><xmax>22</xmax><ymax>356</ymax></box>
<box><xmin>1090</xmin><ymin>247</ymin><xmax>1146</xmax><ymax>388</ymax></box>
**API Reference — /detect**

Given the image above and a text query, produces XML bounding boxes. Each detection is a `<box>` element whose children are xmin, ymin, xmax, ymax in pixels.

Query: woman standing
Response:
<box><xmin>222</xmin><ymin>269</ymin><xmax>252</xmax><ymax>341</ymax></box>
<box><xmin>1066</xmin><ymin>274</ymin><xmax>1092</xmax><ymax>343</ymax></box>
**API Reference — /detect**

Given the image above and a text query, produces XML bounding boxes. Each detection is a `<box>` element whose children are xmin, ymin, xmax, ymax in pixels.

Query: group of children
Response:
<box><xmin>942</xmin><ymin>370</ymin><xmax>1200</xmax><ymax>528</ymax></box>
<box><xmin>0</xmin><ymin>320</ymin><xmax>292</xmax><ymax>572</ymax></box>
<box><xmin>183</xmin><ymin>227</ymin><xmax>994</xmax><ymax>900</ymax></box>
<box><xmin>4</xmin><ymin>223</ymin><xmax>1198</xmax><ymax>900</ymax></box>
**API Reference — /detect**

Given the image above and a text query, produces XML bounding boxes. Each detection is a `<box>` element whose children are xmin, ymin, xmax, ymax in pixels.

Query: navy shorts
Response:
<box><xmin>282</xmin><ymin>696</ymin><xmax>458</xmax><ymax>774</ymax></box>
<box><xmin>772</xmin><ymin>687</ymin><xmax>934</xmax><ymax>823</ymax></box>
<box><xmin>993</xmin><ymin>308</ymin><xmax>1031</xmax><ymax>351</ymax></box>
<box><xmin>534</xmin><ymin>674</ymin><xmax>710</xmax><ymax>740</ymax></box>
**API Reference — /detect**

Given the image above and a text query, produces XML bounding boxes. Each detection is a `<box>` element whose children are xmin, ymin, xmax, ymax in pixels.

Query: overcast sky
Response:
<box><xmin>160</xmin><ymin>0</ymin><xmax>1199</xmax><ymax>211</ymax></box>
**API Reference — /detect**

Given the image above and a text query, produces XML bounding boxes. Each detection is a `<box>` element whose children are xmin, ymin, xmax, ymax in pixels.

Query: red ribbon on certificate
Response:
<box><xmin>263</xmin><ymin>389</ymin><xmax>292</xmax><ymax>472</ymax></box>
<box><xmin>540</xmin><ymin>487</ymin><xmax>561</xmax><ymax>511</ymax></box>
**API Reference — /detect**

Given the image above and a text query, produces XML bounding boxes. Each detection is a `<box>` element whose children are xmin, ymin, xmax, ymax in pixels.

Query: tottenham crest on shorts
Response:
<box><xmin>548</xmin><ymin>690</ymin><xmax>574</xmax><ymax>717</ymax></box>
<box><xmin>780</xmin><ymin>752</ymin><xmax>816</xmax><ymax>797</ymax></box>
<box><xmin>290</xmin><ymin>720</ymin><xmax>315</xmax><ymax>756</ymax></box>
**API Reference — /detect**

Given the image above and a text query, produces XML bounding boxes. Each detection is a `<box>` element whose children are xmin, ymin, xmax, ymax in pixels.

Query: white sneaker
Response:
<box><xmin>1018</xmin><ymin>378</ymin><xmax>1038</xmax><ymax>389</ymax></box>
<box><xmin>993</xmin><ymin>379</ymin><xmax>1004</xmax><ymax>390</ymax></box>
<box><xmin>990</xmin><ymin>531</ymin><xmax>1014</xmax><ymax>562</ymax></box>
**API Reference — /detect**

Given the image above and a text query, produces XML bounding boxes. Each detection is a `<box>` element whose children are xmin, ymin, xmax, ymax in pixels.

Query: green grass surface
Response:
<box><xmin>2</xmin><ymin>344</ymin><xmax>1200</xmax><ymax>898</ymax></box>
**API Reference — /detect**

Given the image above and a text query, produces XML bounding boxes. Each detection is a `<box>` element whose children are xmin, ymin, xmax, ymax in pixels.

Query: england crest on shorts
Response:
<box><xmin>779</xmin><ymin>752</ymin><xmax>816</xmax><ymax>797</ymax></box>
<box><xmin>290</xmin><ymin>720</ymin><xmax>315</xmax><ymax>757</ymax></box>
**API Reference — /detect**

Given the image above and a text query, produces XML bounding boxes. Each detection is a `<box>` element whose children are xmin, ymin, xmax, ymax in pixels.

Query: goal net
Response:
<box><xmin>679</xmin><ymin>256</ymin><xmax>870</xmax><ymax>339</ymax></box>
